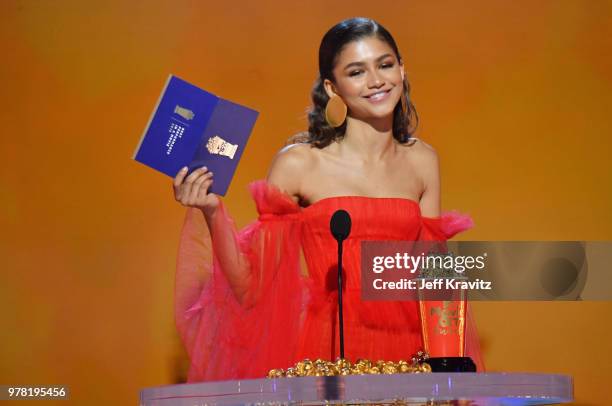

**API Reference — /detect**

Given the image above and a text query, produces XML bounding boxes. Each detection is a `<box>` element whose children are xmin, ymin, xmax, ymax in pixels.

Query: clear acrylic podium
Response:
<box><xmin>140</xmin><ymin>373</ymin><xmax>573</xmax><ymax>405</ymax></box>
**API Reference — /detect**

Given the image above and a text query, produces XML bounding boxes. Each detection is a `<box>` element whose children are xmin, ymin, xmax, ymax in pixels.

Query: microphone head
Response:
<box><xmin>330</xmin><ymin>209</ymin><xmax>352</xmax><ymax>242</ymax></box>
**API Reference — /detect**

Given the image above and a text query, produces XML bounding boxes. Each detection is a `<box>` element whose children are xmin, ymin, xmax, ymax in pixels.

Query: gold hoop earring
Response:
<box><xmin>325</xmin><ymin>94</ymin><xmax>347</xmax><ymax>127</ymax></box>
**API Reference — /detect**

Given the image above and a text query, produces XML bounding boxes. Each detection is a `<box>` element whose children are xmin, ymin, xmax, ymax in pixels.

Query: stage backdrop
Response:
<box><xmin>1</xmin><ymin>1</ymin><xmax>610</xmax><ymax>404</ymax></box>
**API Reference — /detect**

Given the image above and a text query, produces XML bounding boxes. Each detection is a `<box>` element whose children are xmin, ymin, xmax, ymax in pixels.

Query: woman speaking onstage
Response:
<box><xmin>172</xmin><ymin>17</ymin><xmax>484</xmax><ymax>382</ymax></box>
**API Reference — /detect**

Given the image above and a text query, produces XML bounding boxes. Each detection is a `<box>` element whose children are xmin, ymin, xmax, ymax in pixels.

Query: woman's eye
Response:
<box><xmin>349</xmin><ymin>63</ymin><xmax>393</xmax><ymax>76</ymax></box>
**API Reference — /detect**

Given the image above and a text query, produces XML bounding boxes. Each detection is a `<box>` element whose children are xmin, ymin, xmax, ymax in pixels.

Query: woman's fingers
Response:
<box><xmin>184</xmin><ymin>166</ymin><xmax>208</xmax><ymax>184</ymax></box>
<box><xmin>173</xmin><ymin>167</ymin><xmax>188</xmax><ymax>187</ymax></box>
<box><xmin>174</xmin><ymin>166</ymin><xmax>210</xmax><ymax>204</ymax></box>
<box><xmin>173</xmin><ymin>167</ymin><xmax>189</xmax><ymax>200</ymax></box>
<box><xmin>198</xmin><ymin>176</ymin><xmax>214</xmax><ymax>200</ymax></box>
<box><xmin>188</xmin><ymin>171</ymin><xmax>213</xmax><ymax>203</ymax></box>
<box><xmin>172</xmin><ymin>166</ymin><xmax>214</xmax><ymax>207</ymax></box>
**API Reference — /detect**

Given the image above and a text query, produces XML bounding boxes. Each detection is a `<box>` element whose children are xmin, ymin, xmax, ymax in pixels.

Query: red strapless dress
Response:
<box><xmin>175</xmin><ymin>181</ymin><xmax>484</xmax><ymax>382</ymax></box>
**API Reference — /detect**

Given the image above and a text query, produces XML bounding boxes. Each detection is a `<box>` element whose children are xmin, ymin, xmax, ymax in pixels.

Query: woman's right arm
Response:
<box><xmin>173</xmin><ymin>165</ymin><xmax>251</xmax><ymax>301</ymax></box>
<box><xmin>173</xmin><ymin>157</ymin><xmax>308</xmax><ymax>381</ymax></box>
<box><xmin>173</xmin><ymin>166</ymin><xmax>218</xmax><ymax>232</ymax></box>
<box><xmin>172</xmin><ymin>143</ymin><xmax>309</xmax><ymax>302</ymax></box>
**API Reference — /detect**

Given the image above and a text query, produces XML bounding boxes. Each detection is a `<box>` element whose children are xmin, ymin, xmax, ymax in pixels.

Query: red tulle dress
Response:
<box><xmin>175</xmin><ymin>180</ymin><xmax>484</xmax><ymax>382</ymax></box>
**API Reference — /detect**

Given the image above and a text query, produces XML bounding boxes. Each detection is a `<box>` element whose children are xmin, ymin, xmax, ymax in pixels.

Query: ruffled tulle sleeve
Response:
<box><xmin>419</xmin><ymin>211</ymin><xmax>475</xmax><ymax>240</ymax></box>
<box><xmin>175</xmin><ymin>181</ymin><xmax>306</xmax><ymax>382</ymax></box>
<box><xmin>419</xmin><ymin>210</ymin><xmax>486</xmax><ymax>372</ymax></box>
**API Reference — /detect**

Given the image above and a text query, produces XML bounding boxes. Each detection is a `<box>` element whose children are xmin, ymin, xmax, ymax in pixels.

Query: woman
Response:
<box><xmin>172</xmin><ymin>17</ymin><xmax>483</xmax><ymax>382</ymax></box>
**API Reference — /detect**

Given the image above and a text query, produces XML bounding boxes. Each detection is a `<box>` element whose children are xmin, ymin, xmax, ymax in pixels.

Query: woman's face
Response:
<box><xmin>324</xmin><ymin>36</ymin><xmax>404</xmax><ymax>123</ymax></box>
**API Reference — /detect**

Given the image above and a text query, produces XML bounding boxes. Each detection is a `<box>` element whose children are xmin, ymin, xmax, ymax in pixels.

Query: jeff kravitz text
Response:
<box><xmin>372</xmin><ymin>277</ymin><xmax>492</xmax><ymax>291</ymax></box>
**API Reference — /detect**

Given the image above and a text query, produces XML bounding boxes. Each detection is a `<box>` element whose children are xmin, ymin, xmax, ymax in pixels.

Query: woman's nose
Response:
<box><xmin>367</xmin><ymin>72</ymin><xmax>384</xmax><ymax>88</ymax></box>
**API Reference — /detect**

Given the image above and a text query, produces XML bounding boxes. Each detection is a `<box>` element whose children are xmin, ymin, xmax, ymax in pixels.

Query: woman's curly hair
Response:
<box><xmin>293</xmin><ymin>17</ymin><xmax>418</xmax><ymax>148</ymax></box>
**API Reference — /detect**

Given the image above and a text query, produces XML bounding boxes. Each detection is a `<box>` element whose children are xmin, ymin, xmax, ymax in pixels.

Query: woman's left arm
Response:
<box><xmin>416</xmin><ymin>142</ymin><xmax>441</xmax><ymax>218</ymax></box>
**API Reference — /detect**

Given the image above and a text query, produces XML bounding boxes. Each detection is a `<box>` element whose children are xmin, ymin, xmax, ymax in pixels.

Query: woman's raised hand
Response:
<box><xmin>173</xmin><ymin>166</ymin><xmax>219</xmax><ymax>215</ymax></box>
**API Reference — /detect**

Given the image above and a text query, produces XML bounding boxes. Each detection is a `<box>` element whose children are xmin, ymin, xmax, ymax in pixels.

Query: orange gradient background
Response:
<box><xmin>1</xmin><ymin>1</ymin><xmax>611</xmax><ymax>405</ymax></box>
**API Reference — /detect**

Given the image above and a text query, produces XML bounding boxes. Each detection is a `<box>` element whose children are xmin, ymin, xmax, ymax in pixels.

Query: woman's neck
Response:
<box><xmin>337</xmin><ymin>116</ymin><xmax>396</xmax><ymax>164</ymax></box>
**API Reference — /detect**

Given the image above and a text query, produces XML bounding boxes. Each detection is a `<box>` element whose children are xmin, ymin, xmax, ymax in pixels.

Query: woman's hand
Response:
<box><xmin>173</xmin><ymin>166</ymin><xmax>219</xmax><ymax>216</ymax></box>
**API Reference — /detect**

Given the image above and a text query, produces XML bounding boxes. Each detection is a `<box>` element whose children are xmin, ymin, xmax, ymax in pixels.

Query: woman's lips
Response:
<box><xmin>364</xmin><ymin>89</ymin><xmax>391</xmax><ymax>103</ymax></box>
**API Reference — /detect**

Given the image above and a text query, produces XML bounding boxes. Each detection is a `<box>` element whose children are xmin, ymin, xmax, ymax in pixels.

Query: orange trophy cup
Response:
<box><xmin>417</xmin><ymin>274</ymin><xmax>476</xmax><ymax>372</ymax></box>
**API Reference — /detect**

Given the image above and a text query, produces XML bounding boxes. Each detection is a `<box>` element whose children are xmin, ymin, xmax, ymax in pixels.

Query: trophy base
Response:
<box><xmin>427</xmin><ymin>357</ymin><xmax>476</xmax><ymax>372</ymax></box>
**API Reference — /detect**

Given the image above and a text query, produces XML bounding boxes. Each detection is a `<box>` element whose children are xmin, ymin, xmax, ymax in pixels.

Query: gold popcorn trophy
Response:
<box><xmin>206</xmin><ymin>135</ymin><xmax>238</xmax><ymax>159</ymax></box>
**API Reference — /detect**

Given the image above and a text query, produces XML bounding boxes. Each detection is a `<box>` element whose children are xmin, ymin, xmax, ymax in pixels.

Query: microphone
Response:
<box><xmin>330</xmin><ymin>209</ymin><xmax>352</xmax><ymax>360</ymax></box>
<box><xmin>330</xmin><ymin>209</ymin><xmax>352</xmax><ymax>242</ymax></box>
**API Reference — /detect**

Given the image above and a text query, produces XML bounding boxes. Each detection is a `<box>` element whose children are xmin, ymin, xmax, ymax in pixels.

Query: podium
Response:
<box><xmin>140</xmin><ymin>373</ymin><xmax>573</xmax><ymax>405</ymax></box>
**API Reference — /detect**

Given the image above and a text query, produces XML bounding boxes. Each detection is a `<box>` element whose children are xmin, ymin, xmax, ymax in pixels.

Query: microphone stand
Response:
<box><xmin>330</xmin><ymin>209</ymin><xmax>351</xmax><ymax>360</ymax></box>
<box><xmin>337</xmin><ymin>238</ymin><xmax>345</xmax><ymax>359</ymax></box>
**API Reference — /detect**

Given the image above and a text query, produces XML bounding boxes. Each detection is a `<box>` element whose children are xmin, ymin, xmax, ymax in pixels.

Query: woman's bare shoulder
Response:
<box><xmin>400</xmin><ymin>136</ymin><xmax>438</xmax><ymax>164</ymax></box>
<box><xmin>266</xmin><ymin>143</ymin><xmax>316</xmax><ymax>198</ymax></box>
<box><xmin>269</xmin><ymin>143</ymin><xmax>315</xmax><ymax>173</ymax></box>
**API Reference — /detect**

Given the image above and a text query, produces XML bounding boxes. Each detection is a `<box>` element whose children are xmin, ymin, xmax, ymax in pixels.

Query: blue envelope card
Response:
<box><xmin>133</xmin><ymin>75</ymin><xmax>259</xmax><ymax>196</ymax></box>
